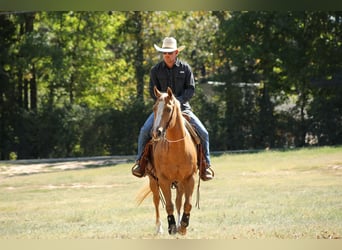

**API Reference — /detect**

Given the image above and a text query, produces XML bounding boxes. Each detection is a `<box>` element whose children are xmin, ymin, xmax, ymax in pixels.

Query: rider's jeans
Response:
<box><xmin>136</xmin><ymin>111</ymin><xmax>211</xmax><ymax>166</ymax></box>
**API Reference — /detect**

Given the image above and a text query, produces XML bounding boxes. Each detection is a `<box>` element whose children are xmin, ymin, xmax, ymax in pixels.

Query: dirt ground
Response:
<box><xmin>0</xmin><ymin>156</ymin><xmax>134</xmax><ymax>178</ymax></box>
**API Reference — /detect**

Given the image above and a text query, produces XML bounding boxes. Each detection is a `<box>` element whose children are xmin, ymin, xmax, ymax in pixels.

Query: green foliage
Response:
<box><xmin>0</xmin><ymin>11</ymin><xmax>341</xmax><ymax>159</ymax></box>
<box><xmin>81</xmin><ymin>100</ymin><xmax>149</xmax><ymax>156</ymax></box>
<box><xmin>309</xmin><ymin>85</ymin><xmax>342</xmax><ymax>145</ymax></box>
<box><xmin>213</xmin><ymin>11</ymin><xmax>342</xmax><ymax>150</ymax></box>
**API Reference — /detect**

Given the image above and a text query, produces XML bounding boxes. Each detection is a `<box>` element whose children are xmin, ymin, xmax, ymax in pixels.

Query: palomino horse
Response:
<box><xmin>137</xmin><ymin>86</ymin><xmax>198</xmax><ymax>235</ymax></box>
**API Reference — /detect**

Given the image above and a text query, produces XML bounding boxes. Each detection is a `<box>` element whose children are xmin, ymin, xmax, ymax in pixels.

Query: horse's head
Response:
<box><xmin>152</xmin><ymin>87</ymin><xmax>178</xmax><ymax>141</ymax></box>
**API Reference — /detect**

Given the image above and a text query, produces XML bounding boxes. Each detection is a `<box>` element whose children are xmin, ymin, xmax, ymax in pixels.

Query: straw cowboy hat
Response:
<box><xmin>154</xmin><ymin>37</ymin><xmax>185</xmax><ymax>53</ymax></box>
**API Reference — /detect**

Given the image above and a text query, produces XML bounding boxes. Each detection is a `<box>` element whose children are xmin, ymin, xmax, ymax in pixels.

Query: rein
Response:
<box><xmin>153</xmin><ymin>100</ymin><xmax>187</xmax><ymax>143</ymax></box>
<box><xmin>152</xmin><ymin>131</ymin><xmax>187</xmax><ymax>143</ymax></box>
<box><xmin>164</xmin><ymin>100</ymin><xmax>176</xmax><ymax>131</ymax></box>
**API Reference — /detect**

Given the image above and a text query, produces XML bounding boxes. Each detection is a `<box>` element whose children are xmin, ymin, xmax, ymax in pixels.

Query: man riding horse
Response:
<box><xmin>132</xmin><ymin>37</ymin><xmax>214</xmax><ymax>181</ymax></box>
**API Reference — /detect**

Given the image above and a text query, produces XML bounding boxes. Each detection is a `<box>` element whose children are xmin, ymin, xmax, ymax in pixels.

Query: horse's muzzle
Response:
<box><xmin>152</xmin><ymin>127</ymin><xmax>164</xmax><ymax>141</ymax></box>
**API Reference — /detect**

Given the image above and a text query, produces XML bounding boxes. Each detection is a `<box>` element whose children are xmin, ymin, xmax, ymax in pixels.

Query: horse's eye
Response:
<box><xmin>166</xmin><ymin>107</ymin><xmax>172</xmax><ymax>113</ymax></box>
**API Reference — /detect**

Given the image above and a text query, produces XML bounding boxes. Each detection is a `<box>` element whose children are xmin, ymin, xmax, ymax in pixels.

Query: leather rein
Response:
<box><xmin>152</xmin><ymin>99</ymin><xmax>187</xmax><ymax>143</ymax></box>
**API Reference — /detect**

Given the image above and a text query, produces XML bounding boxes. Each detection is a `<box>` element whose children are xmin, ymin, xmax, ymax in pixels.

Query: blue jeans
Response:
<box><xmin>136</xmin><ymin>110</ymin><xmax>211</xmax><ymax>166</ymax></box>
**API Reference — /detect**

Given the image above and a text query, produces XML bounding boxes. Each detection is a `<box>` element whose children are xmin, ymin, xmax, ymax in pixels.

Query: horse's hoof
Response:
<box><xmin>178</xmin><ymin>226</ymin><xmax>187</xmax><ymax>235</ymax></box>
<box><xmin>168</xmin><ymin>224</ymin><xmax>177</xmax><ymax>235</ymax></box>
<box><xmin>156</xmin><ymin>226</ymin><xmax>164</xmax><ymax>235</ymax></box>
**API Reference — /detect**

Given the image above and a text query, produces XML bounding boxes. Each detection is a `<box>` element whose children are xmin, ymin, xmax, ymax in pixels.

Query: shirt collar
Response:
<box><xmin>162</xmin><ymin>58</ymin><xmax>180</xmax><ymax>69</ymax></box>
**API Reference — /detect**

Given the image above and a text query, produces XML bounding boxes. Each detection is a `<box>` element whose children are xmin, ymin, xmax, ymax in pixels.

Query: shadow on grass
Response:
<box><xmin>0</xmin><ymin>156</ymin><xmax>135</xmax><ymax>178</ymax></box>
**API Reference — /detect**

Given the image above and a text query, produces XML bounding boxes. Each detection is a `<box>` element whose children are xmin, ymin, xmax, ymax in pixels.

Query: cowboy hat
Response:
<box><xmin>154</xmin><ymin>37</ymin><xmax>185</xmax><ymax>53</ymax></box>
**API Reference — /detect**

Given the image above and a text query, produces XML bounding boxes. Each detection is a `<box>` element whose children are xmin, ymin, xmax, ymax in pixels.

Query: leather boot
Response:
<box><xmin>200</xmin><ymin>166</ymin><xmax>214</xmax><ymax>181</ymax></box>
<box><xmin>132</xmin><ymin>162</ymin><xmax>145</xmax><ymax>178</ymax></box>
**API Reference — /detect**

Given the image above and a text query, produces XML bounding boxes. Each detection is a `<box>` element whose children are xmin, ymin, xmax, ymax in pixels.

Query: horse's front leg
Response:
<box><xmin>149</xmin><ymin>176</ymin><xmax>163</xmax><ymax>234</ymax></box>
<box><xmin>175</xmin><ymin>184</ymin><xmax>184</xmax><ymax>227</ymax></box>
<box><xmin>178</xmin><ymin>174</ymin><xmax>195</xmax><ymax>235</ymax></box>
<box><xmin>159</xmin><ymin>178</ymin><xmax>177</xmax><ymax>235</ymax></box>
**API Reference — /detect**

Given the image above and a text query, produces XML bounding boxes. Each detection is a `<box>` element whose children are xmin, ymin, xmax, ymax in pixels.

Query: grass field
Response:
<box><xmin>0</xmin><ymin>146</ymin><xmax>341</xmax><ymax>239</ymax></box>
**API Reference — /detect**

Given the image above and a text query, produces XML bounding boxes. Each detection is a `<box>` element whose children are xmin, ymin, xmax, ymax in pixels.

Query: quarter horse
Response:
<box><xmin>137</xmin><ymin>86</ymin><xmax>198</xmax><ymax>235</ymax></box>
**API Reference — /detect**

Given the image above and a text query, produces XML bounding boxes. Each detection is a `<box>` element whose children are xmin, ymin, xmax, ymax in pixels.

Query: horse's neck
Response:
<box><xmin>166</xmin><ymin>108</ymin><xmax>186</xmax><ymax>140</ymax></box>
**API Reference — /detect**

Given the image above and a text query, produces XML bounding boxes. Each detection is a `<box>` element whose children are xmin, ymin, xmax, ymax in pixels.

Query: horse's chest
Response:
<box><xmin>152</xmin><ymin>140</ymin><xmax>196</xmax><ymax>179</ymax></box>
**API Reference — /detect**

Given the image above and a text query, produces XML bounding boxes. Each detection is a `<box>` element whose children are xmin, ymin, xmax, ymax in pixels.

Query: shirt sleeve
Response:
<box><xmin>181</xmin><ymin>64</ymin><xmax>195</xmax><ymax>103</ymax></box>
<box><xmin>149</xmin><ymin>66</ymin><xmax>159</xmax><ymax>101</ymax></box>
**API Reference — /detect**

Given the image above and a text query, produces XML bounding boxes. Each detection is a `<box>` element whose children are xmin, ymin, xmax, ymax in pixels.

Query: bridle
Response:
<box><xmin>152</xmin><ymin>98</ymin><xmax>187</xmax><ymax>143</ymax></box>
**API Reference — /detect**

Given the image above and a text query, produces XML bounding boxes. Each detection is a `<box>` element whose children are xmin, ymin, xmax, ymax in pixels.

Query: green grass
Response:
<box><xmin>0</xmin><ymin>146</ymin><xmax>341</xmax><ymax>239</ymax></box>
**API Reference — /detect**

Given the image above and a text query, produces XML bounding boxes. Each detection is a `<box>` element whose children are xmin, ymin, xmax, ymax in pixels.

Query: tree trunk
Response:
<box><xmin>133</xmin><ymin>11</ymin><xmax>144</xmax><ymax>103</ymax></box>
<box><xmin>23</xmin><ymin>78</ymin><xmax>29</xmax><ymax>110</ymax></box>
<box><xmin>69</xmin><ymin>73</ymin><xmax>74</xmax><ymax>104</ymax></box>
<box><xmin>17</xmin><ymin>71</ymin><xmax>23</xmax><ymax>108</ymax></box>
<box><xmin>30</xmin><ymin>63</ymin><xmax>37</xmax><ymax>111</ymax></box>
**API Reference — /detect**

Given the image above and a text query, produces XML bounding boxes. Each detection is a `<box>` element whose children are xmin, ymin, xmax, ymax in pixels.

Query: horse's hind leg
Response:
<box><xmin>149</xmin><ymin>177</ymin><xmax>163</xmax><ymax>234</ymax></box>
<box><xmin>178</xmin><ymin>175</ymin><xmax>195</xmax><ymax>235</ymax></box>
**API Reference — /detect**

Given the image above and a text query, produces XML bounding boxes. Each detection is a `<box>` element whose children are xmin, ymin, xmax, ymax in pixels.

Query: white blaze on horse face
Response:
<box><xmin>153</xmin><ymin>94</ymin><xmax>167</xmax><ymax>134</ymax></box>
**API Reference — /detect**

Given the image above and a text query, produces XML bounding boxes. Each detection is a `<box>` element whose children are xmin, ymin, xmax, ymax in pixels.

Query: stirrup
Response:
<box><xmin>201</xmin><ymin>167</ymin><xmax>214</xmax><ymax>181</ymax></box>
<box><xmin>131</xmin><ymin>163</ymin><xmax>145</xmax><ymax>178</ymax></box>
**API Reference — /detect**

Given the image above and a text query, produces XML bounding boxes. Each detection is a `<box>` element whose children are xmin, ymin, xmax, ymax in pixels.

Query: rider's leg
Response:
<box><xmin>184</xmin><ymin>110</ymin><xmax>211</xmax><ymax>165</ymax></box>
<box><xmin>137</xmin><ymin>112</ymin><xmax>154</xmax><ymax>161</ymax></box>
<box><xmin>183</xmin><ymin>110</ymin><xmax>213</xmax><ymax>181</ymax></box>
<box><xmin>132</xmin><ymin>112</ymin><xmax>154</xmax><ymax>177</ymax></box>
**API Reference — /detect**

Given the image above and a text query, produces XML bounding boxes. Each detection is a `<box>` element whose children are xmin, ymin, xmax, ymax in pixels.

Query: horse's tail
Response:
<box><xmin>136</xmin><ymin>183</ymin><xmax>152</xmax><ymax>206</ymax></box>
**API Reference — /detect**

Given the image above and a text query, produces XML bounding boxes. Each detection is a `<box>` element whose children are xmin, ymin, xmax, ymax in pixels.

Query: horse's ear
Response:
<box><xmin>154</xmin><ymin>86</ymin><xmax>161</xmax><ymax>98</ymax></box>
<box><xmin>167</xmin><ymin>87</ymin><xmax>173</xmax><ymax>98</ymax></box>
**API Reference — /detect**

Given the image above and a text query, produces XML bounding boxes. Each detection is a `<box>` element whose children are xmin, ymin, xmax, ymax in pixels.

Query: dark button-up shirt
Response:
<box><xmin>149</xmin><ymin>58</ymin><xmax>195</xmax><ymax>110</ymax></box>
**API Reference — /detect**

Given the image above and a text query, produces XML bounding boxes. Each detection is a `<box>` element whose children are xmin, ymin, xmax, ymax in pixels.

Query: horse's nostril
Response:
<box><xmin>153</xmin><ymin>127</ymin><xmax>164</xmax><ymax>140</ymax></box>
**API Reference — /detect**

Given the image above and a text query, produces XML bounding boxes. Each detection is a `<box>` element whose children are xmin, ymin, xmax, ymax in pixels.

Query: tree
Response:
<box><xmin>213</xmin><ymin>11</ymin><xmax>342</xmax><ymax>149</ymax></box>
<box><xmin>0</xmin><ymin>13</ymin><xmax>16</xmax><ymax>159</ymax></box>
<box><xmin>1</xmin><ymin>11</ymin><xmax>341</xmax><ymax>159</ymax></box>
